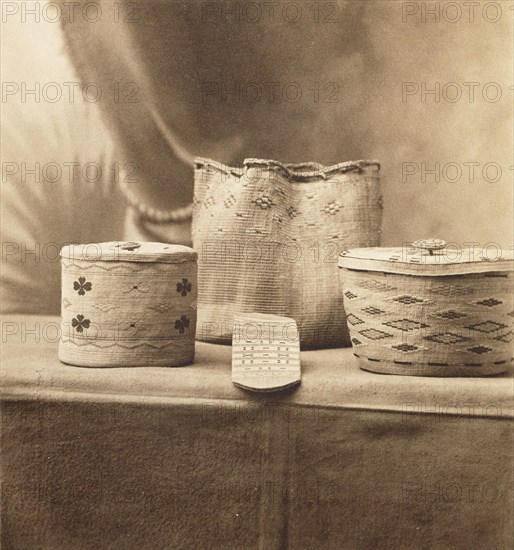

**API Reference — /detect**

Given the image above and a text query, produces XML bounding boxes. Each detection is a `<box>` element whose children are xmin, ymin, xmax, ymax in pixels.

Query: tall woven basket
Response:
<box><xmin>193</xmin><ymin>157</ymin><xmax>382</xmax><ymax>348</ymax></box>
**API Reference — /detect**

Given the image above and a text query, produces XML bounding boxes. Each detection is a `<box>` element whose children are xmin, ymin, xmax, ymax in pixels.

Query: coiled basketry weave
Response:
<box><xmin>339</xmin><ymin>242</ymin><xmax>514</xmax><ymax>376</ymax></box>
<box><xmin>59</xmin><ymin>242</ymin><xmax>197</xmax><ymax>367</ymax></box>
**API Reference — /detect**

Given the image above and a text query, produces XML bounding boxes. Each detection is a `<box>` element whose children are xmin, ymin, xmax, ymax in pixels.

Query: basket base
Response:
<box><xmin>356</xmin><ymin>356</ymin><xmax>511</xmax><ymax>377</ymax></box>
<box><xmin>233</xmin><ymin>379</ymin><xmax>301</xmax><ymax>393</ymax></box>
<box><xmin>58</xmin><ymin>356</ymin><xmax>195</xmax><ymax>368</ymax></box>
<box><xmin>58</xmin><ymin>343</ymin><xmax>195</xmax><ymax>368</ymax></box>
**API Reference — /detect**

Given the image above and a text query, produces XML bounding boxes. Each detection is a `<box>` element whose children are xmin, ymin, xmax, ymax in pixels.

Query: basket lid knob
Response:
<box><xmin>116</xmin><ymin>242</ymin><xmax>141</xmax><ymax>251</ymax></box>
<box><xmin>412</xmin><ymin>239</ymin><xmax>447</xmax><ymax>256</ymax></box>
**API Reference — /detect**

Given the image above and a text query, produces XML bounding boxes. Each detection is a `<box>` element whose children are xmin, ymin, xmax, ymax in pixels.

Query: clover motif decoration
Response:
<box><xmin>176</xmin><ymin>278</ymin><xmax>192</xmax><ymax>297</ymax></box>
<box><xmin>74</xmin><ymin>277</ymin><xmax>92</xmax><ymax>296</ymax></box>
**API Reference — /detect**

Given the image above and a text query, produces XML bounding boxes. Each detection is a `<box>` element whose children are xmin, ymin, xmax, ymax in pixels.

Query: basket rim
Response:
<box><xmin>60</xmin><ymin>241</ymin><xmax>197</xmax><ymax>264</ymax></box>
<box><xmin>338</xmin><ymin>246</ymin><xmax>514</xmax><ymax>275</ymax></box>
<box><xmin>194</xmin><ymin>157</ymin><xmax>380</xmax><ymax>181</ymax></box>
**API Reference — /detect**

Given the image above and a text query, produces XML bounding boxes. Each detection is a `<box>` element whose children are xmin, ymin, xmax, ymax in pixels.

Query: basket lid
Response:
<box><xmin>60</xmin><ymin>242</ymin><xmax>197</xmax><ymax>264</ymax></box>
<box><xmin>338</xmin><ymin>239</ymin><xmax>514</xmax><ymax>276</ymax></box>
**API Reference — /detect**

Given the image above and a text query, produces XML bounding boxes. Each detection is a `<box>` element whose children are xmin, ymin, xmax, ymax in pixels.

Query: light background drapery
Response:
<box><xmin>1</xmin><ymin>1</ymin><xmax>513</xmax><ymax>315</ymax></box>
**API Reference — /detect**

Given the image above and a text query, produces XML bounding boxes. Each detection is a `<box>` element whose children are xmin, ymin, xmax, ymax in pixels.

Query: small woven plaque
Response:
<box><xmin>232</xmin><ymin>313</ymin><xmax>301</xmax><ymax>392</ymax></box>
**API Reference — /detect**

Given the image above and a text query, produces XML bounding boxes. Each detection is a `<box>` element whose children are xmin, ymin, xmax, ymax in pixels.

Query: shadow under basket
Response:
<box><xmin>338</xmin><ymin>239</ymin><xmax>514</xmax><ymax>377</ymax></box>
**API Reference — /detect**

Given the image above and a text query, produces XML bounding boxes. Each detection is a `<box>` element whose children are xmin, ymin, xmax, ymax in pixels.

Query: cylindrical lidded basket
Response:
<box><xmin>338</xmin><ymin>240</ymin><xmax>514</xmax><ymax>376</ymax></box>
<box><xmin>59</xmin><ymin>242</ymin><xmax>197</xmax><ymax>367</ymax></box>
<box><xmin>193</xmin><ymin>157</ymin><xmax>382</xmax><ymax>349</ymax></box>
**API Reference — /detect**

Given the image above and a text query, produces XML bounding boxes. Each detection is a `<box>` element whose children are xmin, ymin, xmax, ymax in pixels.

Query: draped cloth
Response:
<box><xmin>2</xmin><ymin>315</ymin><xmax>513</xmax><ymax>549</ymax></box>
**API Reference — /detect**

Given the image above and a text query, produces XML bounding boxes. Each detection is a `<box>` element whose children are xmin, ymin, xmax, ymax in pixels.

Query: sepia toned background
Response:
<box><xmin>1</xmin><ymin>0</ymin><xmax>513</xmax><ymax>314</ymax></box>
<box><xmin>1</xmin><ymin>4</ymin><xmax>513</xmax><ymax>550</ymax></box>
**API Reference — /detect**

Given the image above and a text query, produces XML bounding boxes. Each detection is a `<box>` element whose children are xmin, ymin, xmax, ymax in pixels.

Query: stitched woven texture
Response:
<box><xmin>193</xmin><ymin>158</ymin><xmax>382</xmax><ymax>348</ymax></box>
<box><xmin>340</xmin><ymin>268</ymin><xmax>514</xmax><ymax>376</ymax></box>
<box><xmin>59</xmin><ymin>259</ymin><xmax>197</xmax><ymax>367</ymax></box>
<box><xmin>232</xmin><ymin>313</ymin><xmax>301</xmax><ymax>392</ymax></box>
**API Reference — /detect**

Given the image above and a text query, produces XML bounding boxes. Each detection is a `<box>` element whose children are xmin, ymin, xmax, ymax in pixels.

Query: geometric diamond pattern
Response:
<box><xmin>474</xmin><ymin>298</ymin><xmax>503</xmax><ymax>307</ymax></box>
<box><xmin>428</xmin><ymin>284</ymin><xmax>469</xmax><ymax>296</ymax></box>
<box><xmin>323</xmin><ymin>201</ymin><xmax>341</xmax><ymax>215</ymax></box>
<box><xmin>432</xmin><ymin>310</ymin><xmax>467</xmax><ymax>320</ymax></box>
<box><xmin>359</xmin><ymin>328</ymin><xmax>393</xmax><ymax>340</ymax></box>
<box><xmin>346</xmin><ymin>314</ymin><xmax>364</xmax><ymax>326</ymax></box>
<box><xmin>351</xmin><ymin>337</ymin><xmax>365</xmax><ymax>346</ymax></box>
<box><xmin>362</xmin><ymin>306</ymin><xmax>385</xmax><ymax>315</ymax></box>
<box><xmin>286</xmin><ymin>205</ymin><xmax>299</xmax><ymax>218</ymax></box>
<box><xmin>224</xmin><ymin>194</ymin><xmax>237</xmax><ymax>208</ymax></box>
<box><xmin>391</xmin><ymin>295</ymin><xmax>426</xmax><ymax>305</ymax></box>
<box><xmin>466</xmin><ymin>321</ymin><xmax>507</xmax><ymax>333</ymax></box>
<box><xmin>383</xmin><ymin>319</ymin><xmax>429</xmax><ymax>332</ymax></box>
<box><xmin>254</xmin><ymin>195</ymin><xmax>274</xmax><ymax>209</ymax></box>
<box><xmin>493</xmin><ymin>331</ymin><xmax>514</xmax><ymax>343</ymax></box>
<box><xmin>357</xmin><ymin>279</ymin><xmax>397</xmax><ymax>292</ymax></box>
<box><xmin>465</xmin><ymin>345</ymin><xmax>493</xmax><ymax>355</ymax></box>
<box><xmin>424</xmin><ymin>332</ymin><xmax>469</xmax><ymax>344</ymax></box>
<box><xmin>92</xmin><ymin>303</ymin><xmax>117</xmax><ymax>312</ymax></box>
<box><xmin>149</xmin><ymin>303</ymin><xmax>173</xmax><ymax>313</ymax></box>
<box><xmin>204</xmin><ymin>196</ymin><xmax>216</xmax><ymax>208</ymax></box>
<box><xmin>342</xmin><ymin>269</ymin><xmax>511</xmax><ymax>370</ymax></box>
<box><xmin>390</xmin><ymin>343</ymin><xmax>423</xmax><ymax>353</ymax></box>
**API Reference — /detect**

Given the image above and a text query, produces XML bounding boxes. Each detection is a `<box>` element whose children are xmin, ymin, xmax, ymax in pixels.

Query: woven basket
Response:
<box><xmin>338</xmin><ymin>240</ymin><xmax>514</xmax><ymax>376</ymax></box>
<box><xmin>232</xmin><ymin>313</ymin><xmax>301</xmax><ymax>392</ymax></box>
<box><xmin>193</xmin><ymin>157</ymin><xmax>382</xmax><ymax>348</ymax></box>
<box><xmin>59</xmin><ymin>242</ymin><xmax>197</xmax><ymax>367</ymax></box>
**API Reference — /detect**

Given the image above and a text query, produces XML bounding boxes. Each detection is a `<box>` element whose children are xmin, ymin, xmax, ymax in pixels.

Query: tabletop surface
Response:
<box><xmin>1</xmin><ymin>315</ymin><xmax>513</xmax><ymax>417</ymax></box>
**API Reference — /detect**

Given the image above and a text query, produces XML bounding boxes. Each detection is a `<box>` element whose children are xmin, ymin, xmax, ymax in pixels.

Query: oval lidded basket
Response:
<box><xmin>338</xmin><ymin>239</ymin><xmax>514</xmax><ymax>376</ymax></box>
<box><xmin>59</xmin><ymin>242</ymin><xmax>197</xmax><ymax>367</ymax></box>
<box><xmin>193</xmin><ymin>157</ymin><xmax>382</xmax><ymax>349</ymax></box>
